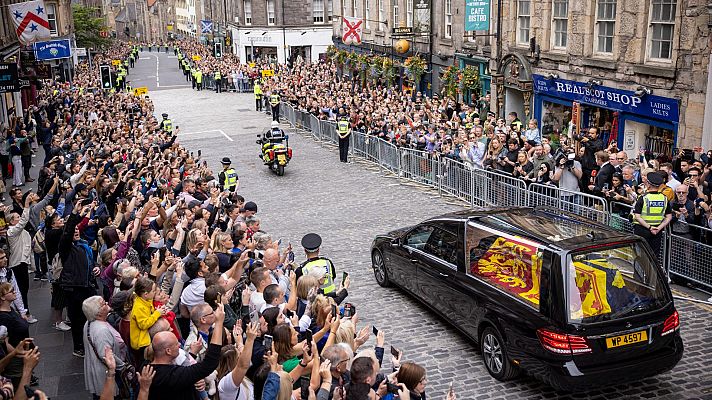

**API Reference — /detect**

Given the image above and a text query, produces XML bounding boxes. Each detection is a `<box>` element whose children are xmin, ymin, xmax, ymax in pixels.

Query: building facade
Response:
<box><xmin>331</xmin><ymin>0</ymin><xmax>710</xmax><ymax>153</ymax></box>
<box><xmin>229</xmin><ymin>0</ymin><xmax>334</xmax><ymax>64</ymax></box>
<box><xmin>0</xmin><ymin>0</ymin><xmax>74</xmax><ymax>126</ymax></box>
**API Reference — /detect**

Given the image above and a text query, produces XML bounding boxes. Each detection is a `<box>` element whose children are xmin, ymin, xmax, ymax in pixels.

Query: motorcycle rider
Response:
<box><xmin>260</xmin><ymin>121</ymin><xmax>287</xmax><ymax>161</ymax></box>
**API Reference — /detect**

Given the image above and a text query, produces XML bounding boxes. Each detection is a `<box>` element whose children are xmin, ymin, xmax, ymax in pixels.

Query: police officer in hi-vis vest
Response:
<box><xmin>254</xmin><ymin>81</ymin><xmax>263</xmax><ymax>111</ymax></box>
<box><xmin>269</xmin><ymin>90</ymin><xmax>280</xmax><ymax>122</ymax></box>
<box><xmin>296</xmin><ymin>233</ymin><xmax>337</xmax><ymax>294</ymax></box>
<box><xmin>218</xmin><ymin>157</ymin><xmax>239</xmax><ymax>192</ymax></box>
<box><xmin>337</xmin><ymin>115</ymin><xmax>351</xmax><ymax>163</ymax></box>
<box><xmin>159</xmin><ymin>113</ymin><xmax>173</xmax><ymax>134</ymax></box>
<box><xmin>632</xmin><ymin>171</ymin><xmax>673</xmax><ymax>256</ymax></box>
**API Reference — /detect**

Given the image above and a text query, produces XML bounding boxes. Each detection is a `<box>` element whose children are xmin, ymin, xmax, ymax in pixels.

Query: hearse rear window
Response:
<box><xmin>482</xmin><ymin>212</ymin><xmax>593</xmax><ymax>242</ymax></box>
<box><xmin>467</xmin><ymin>231</ymin><xmax>543</xmax><ymax>309</ymax></box>
<box><xmin>566</xmin><ymin>242</ymin><xmax>669</xmax><ymax>323</ymax></box>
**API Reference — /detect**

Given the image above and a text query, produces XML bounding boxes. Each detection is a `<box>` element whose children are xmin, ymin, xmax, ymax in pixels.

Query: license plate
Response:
<box><xmin>606</xmin><ymin>330</ymin><xmax>648</xmax><ymax>348</ymax></box>
<box><xmin>277</xmin><ymin>154</ymin><xmax>286</xmax><ymax>161</ymax></box>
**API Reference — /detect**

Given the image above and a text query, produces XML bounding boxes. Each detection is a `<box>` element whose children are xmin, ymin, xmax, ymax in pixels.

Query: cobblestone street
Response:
<box><xmin>140</xmin><ymin>51</ymin><xmax>712</xmax><ymax>399</ymax></box>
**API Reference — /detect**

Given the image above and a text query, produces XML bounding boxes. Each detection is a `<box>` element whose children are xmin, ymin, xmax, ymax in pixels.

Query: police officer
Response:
<box><xmin>254</xmin><ymin>80</ymin><xmax>263</xmax><ymax>111</ymax></box>
<box><xmin>214</xmin><ymin>69</ymin><xmax>222</xmax><ymax>93</ymax></box>
<box><xmin>269</xmin><ymin>90</ymin><xmax>280</xmax><ymax>121</ymax></box>
<box><xmin>195</xmin><ymin>68</ymin><xmax>203</xmax><ymax>91</ymax></box>
<box><xmin>159</xmin><ymin>113</ymin><xmax>173</xmax><ymax>134</ymax></box>
<box><xmin>296</xmin><ymin>233</ymin><xmax>337</xmax><ymax>294</ymax></box>
<box><xmin>337</xmin><ymin>115</ymin><xmax>350</xmax><ymax>163</ymax></box>
<box><xmin>218</xmin><ymin>157</ymin><xmax>239</xmax><ymax>192</ymax></box>
<box><xmin>126</xmin><ymin>81</ymin><xmax>133</xmax><ymax>95</ymax></box>
<box><xmin>633</xmin><ymin>171</ymin><xmax>672</xmax><ymax>256</ymax></box>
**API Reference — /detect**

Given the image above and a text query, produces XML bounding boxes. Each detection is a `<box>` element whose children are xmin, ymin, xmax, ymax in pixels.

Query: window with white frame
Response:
<box><xmin>377</xmin><ymin>0</ymin><xmax>384</xmax><ymax>30</ymax></box>
<box><xmin>444</xmin><ymin>0</ymin><xmax>452</xmax><ymax>38</ymax></box>
<box><xmin>393</xmin><ymin>2</ymin><xmax>398</xmax><ymax>27</ymax></box>
<box><xmin>47</xmin><ymin>3</ymin><xmax>57</xmax><ymax>35</ymax></box>
<box><xmin>267</xmin><ymin>0</ymin><xmax>275</xmax><ymax>25</ymax></box>
<box><xmin>517</xmin><ymin>0</ymin><xmax>530</xmax><ymax>45</ymax></box>
<box><xmin>648</xmin><ymin>0</ymin><xmax>676</xmax><ymax>60</ymax></box>
<box><xmin>595</xmin><ymin>0</ymin><xmax>615</xmax><ymax>54</ymax></box>
<box><xmin>313</xmin><ymin>0</ymin><xmax>325</xmax><ymax>23</ymax></box>
<box><xmin>352</xmin><ymin>0</ymin><xmax>358</xmax><ymax>18</ymax></box>
<box><xmin>243</xmin><ymin>0</ymin><xmax>252</xmax><ymax>25</ymax></box>
<box><xmin>328</xmin><ymin>0</ymin><xmax>333</xmax><ymax>21</ymax></box>
<box><xmin>406</xmin><ymin>0</ymin><xmax>413</xmax><ymax>26</ymax></box>
<box><xmin>551</xmin><ymin>0</ymin><xmax>568</xmax><ymax>48</ymax></box>
<box><xmin>365</xmin><ymin>0</ymin><xmax>371</xmax><ymax>28</ymax></box>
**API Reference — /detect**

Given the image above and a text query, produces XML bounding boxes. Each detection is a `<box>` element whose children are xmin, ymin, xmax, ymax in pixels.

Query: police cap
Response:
<box><xmin>221</xmin><ymin>157</ymin><xmax>232</xmax><ymax>165</ymax></box>
<box><xmin>162</xmin><ymin>113</ymin><xmax>168</xmax><ymax>118</ymax></box>
<box><xmin>301</xmin><ymin>233</ymin><xmax>322</xmax><ymax>252</ymax></box>
<box><xmin>647</xmin><ymin>171</ymin><xmax>665</xmax><ymax>186</ymax></box>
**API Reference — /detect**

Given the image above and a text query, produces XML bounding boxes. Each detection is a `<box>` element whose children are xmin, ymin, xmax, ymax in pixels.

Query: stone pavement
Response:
<box><xmin>26</xmin><ymin>52</ymin><xmax>712</xmax><ymax>400</ymax></box>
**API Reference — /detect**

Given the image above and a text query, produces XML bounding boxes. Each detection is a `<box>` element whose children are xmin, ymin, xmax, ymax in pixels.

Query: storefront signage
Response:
<box><xmin>33</xmin><ymin>39</ymin><xmax>72</xmax><ymax>61</ymax></box>
<box><xmin>392</xmin><ymin>27</ymin><xmax>413</xmax><ymax>36</ymax></box>
<box><xmin>465</xmin><ymin>0</ymin><xmax>490</xmax><ymax>31</ymax></box>
<box><xmin>0</xmin><ymin>63</ymin><xmax>19</xmax><ymax>93</ymax></box>
<box><xmin>414</xmin><ymin>0</ymin><xmax>430</xmax><ymax>35</ymax></box>
<box><xmin>533</xmin><ymin>74</ymin><xmax>679</xmax><ymax>122</ymax></box>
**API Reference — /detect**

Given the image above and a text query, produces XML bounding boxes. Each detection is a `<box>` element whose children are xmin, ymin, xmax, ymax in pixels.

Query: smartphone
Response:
<box><xmin>284</xmin><ymin>308</ymin><xmax>294</xmax><ymax>318</ymax></box>
<box><xmin>287</xmin><ymin>251</ymin><xmax>294</xmax><ymax>262</ymax></box>
<box><xmin>341</xmin><ymin>271</ymin><xmax>348</xmax><ymax>286</ymax></box>
<box><xmin>343</xmin><ymin>303</ymin><xmax>355</xmax><ymax>318</ymax></box>
<box><xmin>386</xmin><ymin>381</ymin><xmax>400</xmax><ymax>394</ymax></box>
<box><xmin>263</xmin><ymin>335</ymin><xmax>273</xmax><ymax>353</ymax></box>
<box><xmin>304</xmin><ymin>329</ymin><xmax>313</xmax><ymax>355</ymax></box>
<box><xmin>331</xmin><ymin>304</ymin><xmax>337</xmax><ymax>319</ymax></box>
<box><xmin>390</xmin><ymin>345</ymin><xmax>400</xmax><ymax>358</ymax></box>
<box><xmin>197</xmin><ymin>149</ymin><xmax>202</xmax><ymax>157</ymax></box>
<box><xmin>249</xmin><ymin>309</ymin><xmax>259</xmax><ymax>325</ymax></box>
<box><xmin>372</xmin><ymin>325</ymin><xmax>379</xmax><ymax>336</ymax></box>
<box><xmin>23</xmin><ymin>386</ymin><xmax>35</xmax><ymax>399</ymax></box>
<box><xmin>247</xmin><ymin>251</ymin><xmax>255</xmax><ymax>259</ymax></box>
<box><xmin>300</xmin><ymin>377</ymin><xmax>310</xmax><ymax>400</ymax></box>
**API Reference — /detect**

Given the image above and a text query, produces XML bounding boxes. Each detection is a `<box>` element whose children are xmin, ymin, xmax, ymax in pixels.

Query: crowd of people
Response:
<box><xmin>0</xmin><ymin>41</ymin><xmax>461</xmax><ymax>400</ymax></box>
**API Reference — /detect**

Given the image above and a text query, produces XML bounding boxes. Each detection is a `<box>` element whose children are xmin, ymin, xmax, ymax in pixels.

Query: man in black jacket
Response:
<box><xmin>149</xmin><ymin>304</ymin><xmax>225</xmax><ymax>400</ymax></box>
<box><xmin>580</xmin><ymin>127</ymin><xmax>604</xmax><ymax>192</ymax></box>
<box><xmin>58</xmin><ymin>203</ymin><xmax>99</xmax><ymax>357</ymax></box>
<box><xmin>589</xmin><ymin>150</ymin><xmax>615</xmax><ymax>196</ymax></box>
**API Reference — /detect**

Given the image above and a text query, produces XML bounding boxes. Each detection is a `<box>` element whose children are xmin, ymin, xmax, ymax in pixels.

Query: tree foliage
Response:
<box><xmin>72</xmin><ymin>5</ymin><xmax>111</xmax><ymax>49</ymax></box>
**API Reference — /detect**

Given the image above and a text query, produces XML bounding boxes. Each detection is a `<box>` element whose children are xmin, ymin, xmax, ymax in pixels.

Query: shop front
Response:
<box><xmin>457</xmin><ymin>55</ymin><xmax>491</xmax><ymax>105</ymax></box>
<box><xmin>533</xmin><ymin>74</ymin><xmax>680</xmax><ymax>158</ymax></box>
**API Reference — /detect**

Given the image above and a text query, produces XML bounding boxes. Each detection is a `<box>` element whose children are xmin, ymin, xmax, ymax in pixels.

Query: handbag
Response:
<box><xmin>87</xmin><ymin>322</ymin><xmax>137</xmax><ymax>399</ymax></box>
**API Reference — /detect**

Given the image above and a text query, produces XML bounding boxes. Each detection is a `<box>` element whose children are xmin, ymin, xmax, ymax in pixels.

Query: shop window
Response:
<box><xmin>517</xmin><ymin>0</ymin><xmax>530</xmax><ymax>45</ymax></box>
<box><xmin>595</xmin><ymin>0</ymin><xmax>615</xmax><ymax>54</ymax></box>
<box><xmin>644</xmin><ymin>126</ymin><xmax>674</xmax><ymax>158</ymax></box>
<box><xmin>313</xmin><ymin>0</ymin><xmax>325</xmax><ymax>23</ymax></box>
<box><xmin>444</xmin><ymin>0</ymin><xmax>452</xmax><ymax>39</ymax></box>
<box><xmin>647</xmin><ymin>0</ymin><xmax>676</xmax><ymax>61</ymax></box>
<box><xmin>541</xmin><ymin>101</ymin><xmax>572</xmax><ymax>145</ymax></box>
<box><xmin>551</xmin><ymin>0</ymin><xmax>568</xmax><ymax>49</ymax></box>
<box><xmin>328</xmin><ymin>0</ymin><xmax>333</xmax><ymax>22</ymax></box>
<box><xmin>47</xmin><ymin>3</ymin><xmax>57</xmax><ymax>36</ymax></box>
<box><xmin>243</xmin><ymin>0</ymin><xmax>251</xmax><ymax>25</ymax></box>
<box><xmin>267</xmin><ymin>0</ymin><xmax>275</xmax><ymax>25</ymax></box>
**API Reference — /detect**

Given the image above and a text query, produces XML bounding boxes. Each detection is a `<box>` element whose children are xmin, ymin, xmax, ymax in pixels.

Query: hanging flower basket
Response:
<box><xmin>461</xmin><ymin>66</ymin><xmax>481</xmax><ymax>94</ymax></box>
<box><xmin>404</xmin><ymin>55</ymin><xmax>426</xmax><ymax>85</ymax></box>
<box><xmin>441</xmin><ymin>65</ymin><xmax>461</xmax><ymax>99</ymax></box>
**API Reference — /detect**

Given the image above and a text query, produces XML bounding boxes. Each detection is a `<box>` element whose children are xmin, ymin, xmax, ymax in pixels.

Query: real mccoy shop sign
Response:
<box><xmin>533</xmin><ymin>74</ymin><xmax>679</xmax><ymax>122</ymax></box>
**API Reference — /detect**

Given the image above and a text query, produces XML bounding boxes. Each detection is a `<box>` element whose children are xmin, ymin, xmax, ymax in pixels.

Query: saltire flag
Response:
<box><xmin>342</xmin><ymin>16</ymin><xmax>363</xmax><ymax>45</ymax></box>
<box><xmin>8</xmin><ymin>0</ymin><xmax>51</xmax><ymax>45</ymax></box>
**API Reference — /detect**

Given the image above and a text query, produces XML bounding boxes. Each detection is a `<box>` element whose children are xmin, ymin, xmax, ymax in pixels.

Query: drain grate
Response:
<box><xmin>243</xmin><ymin>126</ymin><xmax>257</xmax><ymax>129</ymax></box>
<box><xmin>236</xmin><ymin>108</ymin><xmax>251</xmax><ymax>112</ymax></box>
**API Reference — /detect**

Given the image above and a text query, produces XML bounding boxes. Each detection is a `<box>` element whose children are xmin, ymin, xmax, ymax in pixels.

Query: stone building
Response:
<box><xmin>228</xmin><ymin>0</ymin><xmax>334</xmax><ymax>63</ymax></box>
<box><xmin>495</xmin><ymin>0</ymin><xmax>710</xmax><ymax>156</ymax></box>
<box><xmin>332</xmin><ymin>0</ymin><xmax>710</xmax><ymax>153</ymax></box>
<box><xmin>0</xmin><ymin>0</ymin><xmax>74</xmax><ymax>125</ymax></box>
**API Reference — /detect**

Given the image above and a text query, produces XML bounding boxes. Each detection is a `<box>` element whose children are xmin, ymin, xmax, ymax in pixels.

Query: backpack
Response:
<box><xmin>50</xmin><ymin>253</ymin><xmax>63</xmax><ymax>283</ymax></box>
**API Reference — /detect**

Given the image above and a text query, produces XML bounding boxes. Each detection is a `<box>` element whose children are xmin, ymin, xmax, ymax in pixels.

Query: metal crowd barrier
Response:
<box><xmin>277</xmin><ymin>102</ymin><xmax>712</xmax><ymax>290</ymax></box>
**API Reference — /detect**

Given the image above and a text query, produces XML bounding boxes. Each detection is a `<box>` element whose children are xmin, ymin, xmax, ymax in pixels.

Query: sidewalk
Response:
<box><xmin>6</xmin><ymin>149</ymin><xmax>88</xmax><ymax>399</ymax></box>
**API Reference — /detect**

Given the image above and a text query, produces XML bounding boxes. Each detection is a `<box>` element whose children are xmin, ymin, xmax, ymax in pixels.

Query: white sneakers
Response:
<box><xmin>25</xmin><ymin>315</ymin><xmax>37</xmax><ymax>324</ymax></box>
<box><xmin>54</xmin><ymin>321</ymin><xmax>71</xmax><ymax>331</ymax></box>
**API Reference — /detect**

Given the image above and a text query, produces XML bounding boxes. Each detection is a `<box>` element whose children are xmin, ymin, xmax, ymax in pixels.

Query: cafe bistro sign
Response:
<box><xmin>533</xmin><ymin>74</ymin><xmax>679</xmax><ymax>122</ymax></box>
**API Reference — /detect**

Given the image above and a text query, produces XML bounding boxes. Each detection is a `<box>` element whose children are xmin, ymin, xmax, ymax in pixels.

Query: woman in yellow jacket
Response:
<box><xmin>129</xmin><ymin>277</ymin><xmax>166</xmax><ymax>363</ymax></box>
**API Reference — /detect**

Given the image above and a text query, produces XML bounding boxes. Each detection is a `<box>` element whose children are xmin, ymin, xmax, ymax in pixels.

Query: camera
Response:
<box><xmin>556</xmin><ymin>152</ymin><xmax>575</xmax><ymax>168</ymax></box>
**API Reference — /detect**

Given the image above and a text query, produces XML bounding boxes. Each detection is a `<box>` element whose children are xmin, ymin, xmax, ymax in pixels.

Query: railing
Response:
<box><xmin>277</xmin><ymin>102</ymin><xmax>712</xmax><ymax>291</ymax></box>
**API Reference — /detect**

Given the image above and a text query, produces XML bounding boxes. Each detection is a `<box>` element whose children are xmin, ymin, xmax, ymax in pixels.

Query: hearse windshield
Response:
<box><xmin>565</xmin><ymin>242</ymin><xmax>670</xmax><ymax>324</ymax></box>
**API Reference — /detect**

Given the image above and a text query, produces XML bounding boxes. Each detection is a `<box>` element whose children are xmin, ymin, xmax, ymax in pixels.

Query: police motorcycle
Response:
<box><xmin>256</xmin><ymin>121</ymin><xmax>292</xmax><ymax>176</ymax></box>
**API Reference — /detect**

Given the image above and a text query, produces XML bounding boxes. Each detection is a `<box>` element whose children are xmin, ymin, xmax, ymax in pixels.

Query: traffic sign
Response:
<box><xmin>112</xmin><ymin>59</ymin><xmax>121</xmax><ymax>66</ymax></box>
<box><xmin>133</xmin><ymin>87</ymin><xmax>148</xmax><ymax>96</ymax></box>
<box><xmin>192</xmin><ymin>55</ymin><xmax>202</xmax><ymax>61</ymax></box>
<box><xmin>261</xmin><ymin>69</ymin><xmax>274</xmax><ymax>78</ymax></box>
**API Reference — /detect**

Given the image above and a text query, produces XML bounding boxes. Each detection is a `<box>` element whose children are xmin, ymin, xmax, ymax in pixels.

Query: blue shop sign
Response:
<box><xmin>533</xmin><ymin>74</ymin><xmax>679</xmax><ymax>122</ymax></box>
<box><xmin>33</xmin><ymin>39</ymin><xmax>72</xmax><ymax>61</ymax></box>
